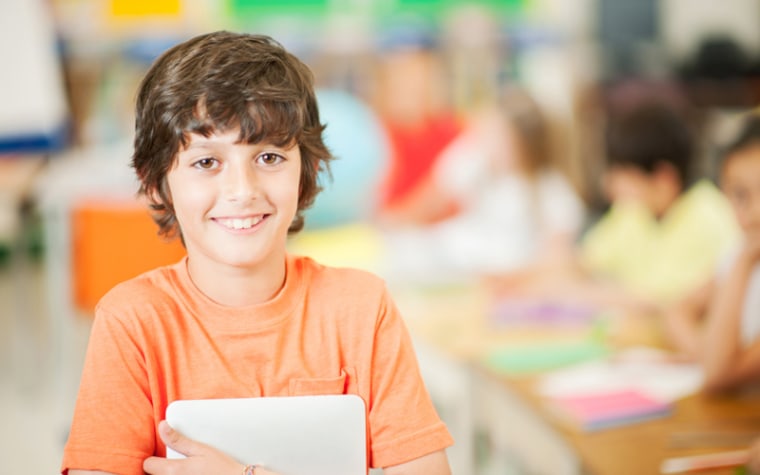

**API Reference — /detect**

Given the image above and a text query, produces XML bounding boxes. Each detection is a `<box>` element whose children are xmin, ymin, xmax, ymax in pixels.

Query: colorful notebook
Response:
<box><xmin>484</xmin><ymin>340</ymin><xmax>609</xmax><ymax>375</ymax></box>
<box><xmin>489</xmin><ymin>299</ymin><xmax>597</xmax><ymax>328</ymax></box>
<box><xmin>547</xmin><ymin>389</ymin><xmax>673</xmax><ymax>432</ymax></box>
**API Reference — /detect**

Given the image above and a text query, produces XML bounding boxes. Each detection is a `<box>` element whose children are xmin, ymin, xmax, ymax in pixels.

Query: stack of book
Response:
<box><xmin>546</xmin><ymin>388</ymin><xmax>673</xmax><ymax>432</ymax></box>
<box><xmin>536</xmin><ymin>347</ymin><xmax>704</xmax><ymax>432</ymax></box>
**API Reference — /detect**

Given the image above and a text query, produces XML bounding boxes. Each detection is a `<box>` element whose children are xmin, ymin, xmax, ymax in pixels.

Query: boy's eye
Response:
<box><xmin>258</xmin><ymin>152</ymin><xmax>285</xmax><ymax>166</ymax></box>
<box><xmin>193</xmin><ymin>157</ymin><xmax>218</xmax><ymax>170</ymax></box>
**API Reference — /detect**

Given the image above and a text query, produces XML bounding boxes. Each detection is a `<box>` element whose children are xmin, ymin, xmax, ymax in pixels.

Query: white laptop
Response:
<box><xmin>165</xmin><ymin>394</ymin><xmax>367</xmax><ymax>475</ymax></box>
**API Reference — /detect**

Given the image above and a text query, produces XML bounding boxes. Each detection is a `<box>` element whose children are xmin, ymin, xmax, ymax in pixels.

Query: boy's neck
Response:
<box><xmin>652</xmin><ymin>178</ymin><xmax>684</xmax><ymax>219</ymax></box>
<box><xmin>185</xmin><ymin>254</ymin><xmax>288</xmax><ymax>307</ymax></box>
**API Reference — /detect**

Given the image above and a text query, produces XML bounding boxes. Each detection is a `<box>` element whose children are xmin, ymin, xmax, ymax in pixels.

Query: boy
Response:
<box><xmin>62</xmin><ymin>31</ymin><xmax>453</xmax><ymax>475</ymax></box>
<box><xmin>665</xmin><ymin>113</ymin><xmax>760</xmax><ymax>392</ymax></box>
<box><xmin>578</xmin><ymin>101</ymin><xmax>739</xmax><ymax>312</ymax></box>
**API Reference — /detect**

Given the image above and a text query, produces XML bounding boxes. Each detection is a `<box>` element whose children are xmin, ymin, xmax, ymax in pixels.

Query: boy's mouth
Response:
<box><xmin>216</xmin><ymin>215</ymin><xmax>266</xmax><ymax>230</ymax></box>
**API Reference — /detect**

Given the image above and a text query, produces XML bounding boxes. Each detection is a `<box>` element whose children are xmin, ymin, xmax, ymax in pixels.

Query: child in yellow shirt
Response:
<box><xmin>579</xmin><ymin>101</ymin><xmax>739</xmax><ymax>309</ymax></box>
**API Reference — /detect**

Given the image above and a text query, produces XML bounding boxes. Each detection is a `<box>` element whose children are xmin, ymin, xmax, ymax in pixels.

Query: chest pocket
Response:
<box><xmin>289</xmin><ymin>367</ymin><xmax>356</xmax><ymax>396</ymax></box>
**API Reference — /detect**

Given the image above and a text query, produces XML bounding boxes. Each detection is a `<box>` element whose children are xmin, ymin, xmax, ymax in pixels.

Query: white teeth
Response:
<box><xmin>219</xmin><ymin>216</ymin><xmax>263</xmax><ymax>230</ymax></box>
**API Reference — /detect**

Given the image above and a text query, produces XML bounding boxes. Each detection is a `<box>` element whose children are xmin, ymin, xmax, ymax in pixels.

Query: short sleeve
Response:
<box><xmin>61</xmin><ymin>307</ymin><xmax>155</xmax><ymax>475</ymax></box>
<box><xmin>537</xmin><ymin>171</ymin><xmax>585</xmax><ymax>234</ymax></box>
<box><xmin>433</xmin><ymin>129</ymin><xmax>488</xmax><ymax>199</ymax></box>
<box><xmin>432</xmin><ymin>112</ymin><xmax>508</xmax><ymax>202</ymax></box>
<box><xmin>580</xmin><ymin>201</ymin><xmax>655</xmax><ymax>278</ymax></box>
<box><xmin>366</xmin><ymin>287</ymin><xmax>453</xmax><ymax>468</ymax></box>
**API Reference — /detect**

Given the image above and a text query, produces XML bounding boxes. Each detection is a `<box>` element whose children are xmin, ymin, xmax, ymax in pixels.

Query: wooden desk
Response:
<box><xmin>494</xmin><ymin>369</ymin><xmax>760</xmax><ymax>475</ymax></box>
<box><xmin>394</xmin><ymin>283</ymin><xmax>760</xmax><ymax>475</ymax></box>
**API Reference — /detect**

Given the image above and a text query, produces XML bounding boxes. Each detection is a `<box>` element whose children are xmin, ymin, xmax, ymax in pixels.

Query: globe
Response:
<box><xmin>305</xmin><ymin>89</ymin><xmax>388</xmax><ymax>229</ymax></box>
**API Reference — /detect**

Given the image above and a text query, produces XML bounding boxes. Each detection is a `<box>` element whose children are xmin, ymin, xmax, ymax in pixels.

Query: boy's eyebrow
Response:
<box><xmin>182</xmin><ymin>137</ymin><xmax>294</xmax><ymax>151</ymax></box>
<box><xmin>182</xmin><ymin>138</ymin><xmax>230</xmax><ymax>150</ymax></box>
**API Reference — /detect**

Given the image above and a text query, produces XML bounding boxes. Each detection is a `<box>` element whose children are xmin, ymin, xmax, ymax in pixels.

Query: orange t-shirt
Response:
<box><xmin>62</xmin><ymin>255</ymin><xmax>452</xmax><ymax>474</ymax></box>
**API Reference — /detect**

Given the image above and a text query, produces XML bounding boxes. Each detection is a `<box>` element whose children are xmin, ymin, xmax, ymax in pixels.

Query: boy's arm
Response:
<box><xmin>750</xmin><ymin>437</ymin><xmax>760</xmax><ymax>474</ymax></box>
<box><xmin>663</xmin><ymin>279</ymin><xmax>714</xmax><ymax>359</ymax></box>
<box><xmin>701</xmin><ymin>240</ymin><xmax>760</xmax><ymax>392</ymax></box>
<box><xmin>384</xmin><ymin>450</ymin><xmax>451</xmax><ymax>475</ymax></box>
<box><xmin>66</xmin><ymin>452</ymin><xmax>455</xmax><ymax>475</ymax></box>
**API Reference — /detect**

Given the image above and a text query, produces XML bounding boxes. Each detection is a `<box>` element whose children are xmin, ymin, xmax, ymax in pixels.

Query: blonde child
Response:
<box><xmin>665</xmin><ymin>114</ymin><xmax>760</xmax><ymax>392</ymax></box>
<box><xmin>62</xmin><ymin>31</ymin><xmax>453</xmax><ymax>475</ymax></box>
<box><xmin>381</xmin><ymin>86</ymin><xmax>585</xmax><ymax>280</ymax></box>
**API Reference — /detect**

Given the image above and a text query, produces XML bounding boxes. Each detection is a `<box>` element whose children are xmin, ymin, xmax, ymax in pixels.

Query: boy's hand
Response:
<box><xmin>143</xmin><ymin>420</ymin><xmax>278</xmax><ymax>475</ymax></box>
<box><xmin>739</xmin><ymin>234</ymin><xmax>760</xmax><ymax>266</ymax></box>
<box><xmin>749</xmin><ymin>437</ymin><xmax>760</xmax><ymax>474</ymax></box>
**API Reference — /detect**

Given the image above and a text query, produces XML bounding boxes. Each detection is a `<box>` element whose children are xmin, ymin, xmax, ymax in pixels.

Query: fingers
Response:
<box><xmin>749</xmin><ymin>440</ymin><xmax>760</xmax><ymax>474</ymax></box>
<box><xmin>158</xmin><ymin>420</ymin><xmax>204</xmax><ymax>458</ymax></box>
<box><xmin>146</xmin><ymin>421</ymin><xmax>275</xmax><ymax>475</ymax></box>
<box><xmin>143</xmin><ymin>455</ymin><xmax>178</xmax><ymax>474</ymax></box>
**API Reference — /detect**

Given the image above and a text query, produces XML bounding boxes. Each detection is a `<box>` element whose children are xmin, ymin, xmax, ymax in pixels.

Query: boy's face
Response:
<box><xmin>604</xmin><ymin>166</ymin><xmax>657</xmax><ymax>207</ymax></box>
<box><xmin>167</xmin><ymin>128</ymin><xmax>302</xmax><ymax>273</ymax></box>
<box><xmin>722</xmin><ymin>144</ymin><xmax>760</xmax><ymax>237</ymax></box>
<box><xmin>603</xmin><ymin>163</ymin><xmax>680</xmax><ymax>218</ymax></box>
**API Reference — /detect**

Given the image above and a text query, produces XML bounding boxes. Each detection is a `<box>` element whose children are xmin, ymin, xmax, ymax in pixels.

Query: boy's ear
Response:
<box><xmin>145</xmin><ymin>187</ymin><xmax>160</xmax><ymax>205</ymax></box>
<box><xmin>146</xmin><ymin>183</ymin><xmax>172</xmax><ymax>207</ymax></box>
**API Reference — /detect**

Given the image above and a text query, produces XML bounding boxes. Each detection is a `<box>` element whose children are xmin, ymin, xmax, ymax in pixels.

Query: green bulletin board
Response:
<box><xmin>227</xmin><ymin>0</ymin><xmax>329</xmax><ymax>19</ymax></box>
<box><xmin>226</xmin><ymin>0</ymin><xmax>529</xmax><ymax>23</ymax></box>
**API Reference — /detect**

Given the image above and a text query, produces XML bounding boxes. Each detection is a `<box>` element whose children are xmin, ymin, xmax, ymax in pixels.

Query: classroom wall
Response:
<box><xmin>3</xmin><ymin>3</ymin><xmax>760</xmax><ymax>474</ymax></box>
<box><xmin>661</xmin><ymin>0</ymin><xmax>760</xmax><ymax>63</ymax></box>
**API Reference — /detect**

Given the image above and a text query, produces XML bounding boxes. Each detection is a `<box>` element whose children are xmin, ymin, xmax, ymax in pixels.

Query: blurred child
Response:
<box><xmin>382</xmin><ymin>86</ymin><xmax>585</xmax><ymax>279</ymax></box>
<box><xmin>62</xmin><ymin>31</ymin><xmax>453</xmax><ymax>475</ymax></box>
<box><xmin>371</xmin><ymin>25</ymin><xmax>462</xmax><ymax>225</ymax></box>
<box><xmin>665</xmin><ymin>113</ymin><xmax>760</xmax><ymax>392</ymax></box>
<box><xmin>572</xmin><ymin>101</ymin><xmax>739</xmax><ymax>314</ymax></box>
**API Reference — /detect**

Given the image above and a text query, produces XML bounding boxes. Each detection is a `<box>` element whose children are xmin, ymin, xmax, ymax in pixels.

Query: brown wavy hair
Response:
<box><xmin>131</xmin><ymin>31</ymin><xmax>332</xmax><ymax>239</ymax></box>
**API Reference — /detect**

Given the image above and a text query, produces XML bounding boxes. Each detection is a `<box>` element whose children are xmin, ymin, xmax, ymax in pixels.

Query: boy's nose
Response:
<box><xmin>224</xmin><ymin>165</ymin><xmax>260</xmax><ymax>202</ymax></box>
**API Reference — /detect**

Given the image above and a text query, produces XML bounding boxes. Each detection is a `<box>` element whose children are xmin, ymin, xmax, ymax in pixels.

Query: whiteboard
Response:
<box><xmin>0</xmin><ymin>0</ymin><xmax>68</xmax><ymax>151</ymax></box>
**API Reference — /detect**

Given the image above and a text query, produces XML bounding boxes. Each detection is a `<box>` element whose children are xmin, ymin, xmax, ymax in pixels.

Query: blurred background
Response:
<box><xmin>3</xmin><ymin>0</ymin><xmax>760</xmax><ymax>474</ymax></box>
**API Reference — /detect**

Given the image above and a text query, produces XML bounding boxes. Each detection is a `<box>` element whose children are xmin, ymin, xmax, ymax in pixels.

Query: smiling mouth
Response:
<box><xmin>216</xmin><ymin>216</ymin><xmax>265</xmax><ymax>230</ymax></box>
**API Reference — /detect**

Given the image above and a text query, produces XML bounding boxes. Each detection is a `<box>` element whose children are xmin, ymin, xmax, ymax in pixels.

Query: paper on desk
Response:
<box><xmin>536</xmin><ymin>347</ymin><xmax>704</xmax><ymax>403</ymax></box>
<box><xmin>483</xmin><ymin>339</ymin><xmax>610</xmax><ymax>375</ymax></box>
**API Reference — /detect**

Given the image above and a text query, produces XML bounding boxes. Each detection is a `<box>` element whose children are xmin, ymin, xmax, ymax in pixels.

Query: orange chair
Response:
<box><xmin>71</xmin><ymin>198</ymin><xmax>186</xmax><ymax>313</ymax></box>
